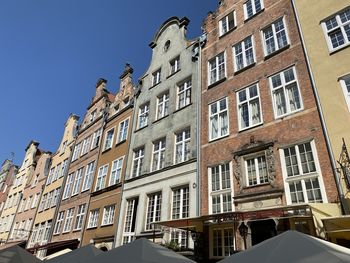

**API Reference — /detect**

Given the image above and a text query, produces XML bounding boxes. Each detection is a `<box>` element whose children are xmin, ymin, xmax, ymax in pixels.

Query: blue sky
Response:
<box><xmin>0</xmin><ymin>0</ymin><xmax>217</xmax><ymax>165</ymax></box>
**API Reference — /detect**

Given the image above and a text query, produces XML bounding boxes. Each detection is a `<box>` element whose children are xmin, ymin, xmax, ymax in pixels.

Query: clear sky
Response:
<box><xmin>0</xmin><ymin>0</ymin><xmax>218</xmax><ymax>165</ymax></box>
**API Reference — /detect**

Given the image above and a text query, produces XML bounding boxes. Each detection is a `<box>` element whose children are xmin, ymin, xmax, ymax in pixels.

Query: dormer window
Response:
<box><xmin>219</xmin><ymin>11</ymin><xmax>236</xmax><ymax>36</ymax></box>
<box><xmin>152</xmin><ymin>69</ymin><xmax>161</xmax><ymax>86</ymax></box>
<box><xmin>90</xmin><ymin>110</ymin><xmax>97</xmax><ymax>123</ymax></box>
<box><xmin>114</xmin><ymin>104</ymin><xmax>120</xmax><ymax>113</ymax></box>
<box><xmin>123</xmin><ymin>97</ymin><xmax>130</xmax><ymax>106</ymax></box>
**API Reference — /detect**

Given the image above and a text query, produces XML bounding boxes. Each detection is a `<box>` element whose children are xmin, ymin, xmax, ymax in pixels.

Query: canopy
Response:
<box><xmin>45</xmin><ymin>244</ymin><xmax>102</xmax><ymax>263</ymax></box>
<box><xmin>0</xmin><ymin>245</ymin><xmax>41</xmax><ymax>263</ymax></box>
<box><xmin>219</xmin><ymin>230</ymin><xmax>350</xmax><ymax>263</ymax></box>
<box><xmin>86</xmin><ymin>238</ymin><xmax>195</xmax><ymax>263</ymax></box>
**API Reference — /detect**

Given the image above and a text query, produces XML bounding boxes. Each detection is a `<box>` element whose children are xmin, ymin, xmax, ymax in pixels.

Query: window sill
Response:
<box><xmin>219</xmin><ymin>26</ymin><xmax>237</xmax><ymax>39</ymax></box>
<box><xmin>244</xmin><ymin>182</ymin><xmax>270</xmax><ymax>189</ymax></box>
<box><xmin>149</xmin><ymin>82</ymin><xmax>161</xmax><ymax>90</ymax></box>
<box><xmin>153</xmin><ymin>114</ymin><xmax>169</xmax><ymax>124</ymax></box>
<box><xmin>244</xmin><ymin>8</ymin><xmax>265</xmax><ymax>23</ymax></box>
<box><xmin>102</xmin><ymin>147</ymin><xmax>112</xmax><ymax>154</ymax></box>
<box><xmin>329</xmin><ymin>43</ymin><xmax>350</xmax><ymax>55</ymax></box>
<box><xmin>274</xmin><ymin>108</ymin><xmax>303</xmax><ymax>120</ymax></box>
<box><xmin>238</xmin><ymin>122</ymin><xmax>263</xmax><ymax>133</ymax></box>
<box><xmin>264</xmin><ymin>44</ymin><xmax>290</xmax><ymax>60</ymax></box>
<box><xmin>234</xmin><ymin>62</ymin><xmax>256</xmax><ymax>75</ymax></box>
<box><xmin>72</xmin><ymin>228</ymin><xmax>82</xmax><ymax>232</ymax></box>
<box><xmin>101</xmin><ymin>223</ymin><xmax>114</xmax><ymax>228</ymax></box>
<box><xmin>134</xmin><ymin>125</ymin><xmax>148</xmax><ymax>133</ymax></box>
<box><xmin>115</xmin><ymin>139</ymin><xmax>127</xmax><ymax>147</ymax></box>
<box><xmin>86</xmin><ymin>226</ymin><xmax>97</xmax><ymax>230</ymax></box>
<box><xmin>173</xmin><ymin>103</ymin><xmax>192</xmax><ymax>114</ymax></box>
<box><xmin>80</xmin><ymin>152</ymin><xmax>88</xmax><ymax>158</ymax></box>
<box><xmin>209</xmin><ymin>134</ymin><xmax>229</xmax><ymax>143</ymax></box>
<box><xmin>167</xmin><ymin>69</ymin><xmax>180</xmax><ymax>79</ymax></box>
<box><xmin>208</xmin><ymin>77</ymin><xmax>227</xmax><ymax>89</ymax></box>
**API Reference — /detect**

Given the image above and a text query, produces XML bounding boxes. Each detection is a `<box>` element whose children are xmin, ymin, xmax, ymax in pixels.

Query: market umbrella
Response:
<box><xmin>87</xmin><ymin>238</ymin><xmax>195</xmax><ymax>263</ymax></box>
<box><xmin>0</xmin><ymin>245</ymin><xmax>41</xmax><ymax>263</ymax></box>
<box><xmin>45</xmin><ymin>244</ymin><xmax>102</xmax><ymax>263</ymax></box>
<box><xmin>219</xmin><ymin>230</ymin><xmax>350</xmax><ymax>263</ymax></box>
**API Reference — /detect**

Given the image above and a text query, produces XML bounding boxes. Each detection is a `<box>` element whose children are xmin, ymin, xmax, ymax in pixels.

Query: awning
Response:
<box><xmin>27</xmin><ymin>239</ymin><xmax>79</xmax><ymax>253</ymax></box>
<box><xmin>322</xmin><ymin>215</ymin><xmax>350</xmax><ymax>239</ymax></box>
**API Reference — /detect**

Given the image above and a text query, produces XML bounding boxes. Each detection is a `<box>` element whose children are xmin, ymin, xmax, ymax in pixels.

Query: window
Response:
<box><xmin>209</xmin><ymin>163</ymin><xmax>232</xmax><ymax>214</ymax></box>
<box><xmin>244</xmin><ymin>0</ymin><xmax>263</xmax><ymax>20</ymax></box>
<box><xmin>32</xmin><ymin>193</ymin><xmax>40</xmax><ymax>209</ymax></box>
<box><xmin>62</xmin><ymin>173</ymin><xmax>74</xmax><ymax>199</ymax></box>
<box><xmin>245</xmin><ymin>155</ymin><xmax>269</xmax><ymax>186</ymax></box>
<box><xmin>209</xmin><ymin>98</ymin><xmax>229</xmax><ymax>140</ymax></box>
<box><xmin>281</xmin><ymin>141</ymin><xmax>325</xmax><ymax>204</ymax></box>
<box><xmin>81</xmin><ymin>136</ymin><xmax>91</xmax><ymax>156</ymax></box>
<box><xmin>233</xmin><ymin>36</ymin><xmax>255</xmax><ymax>71</ymax></box>
<box><xmin>45</xmin><ymin>192</ymin><xmax>52</xmax><ymax>210</ymax></box>
<box><xmin>71</xmin><ymin>168</ymin><xmax>83</xmax><ymax>196</ymax></box>
<box><xmin>123</xmin><ymin>198</ymin><xmax>138</xmax><ymax>244</ymax></box>
<box><xmin>340</xmin><ymin>76</ymin><xmax>350</xmax><ymax>111</ymax></box>
<box><xmin>39</xmin><ymin>194</ymin><xmax>46</xmax><ymax>212</ymax></box>
<box><xmin>212</xmin><ymin>228</ymin><xmax>234</xmax><ymax>257</ymax></box>
<box><xmin>152</xmin><ymin>138</ymin><xmax>166</xmax><ymax>171</ymax></box>
<box><xmin>170</xmin><ymin>56</ymin><xmax>180</xmax><ymax>75</ymax></box>
<box><xmin>172</xmin><ymin>186</ymin><xmax>189</xmax><ymax>219</ymax></box>
<box><xmin>62</xmin><ymin>208</ymin><xmax>74</xmax><ymax>233</ymax></box>
<box><xmin>156</xmin><ymin>92</ymin><xmax>169</xmax><ymax>119</ymax></box>
<box><xmin>132</xmin><ymin>147</ymin><xmax>144</xmax><ymax>178</ymax></box>
<box><xmin>269</xmin><ymin>66</ymin><xmax>302</xmax><ymax>118</ymax></box>
<box><xmin>219</xmin><ymin>11</ymin><xmax>236</xmax><ymax>36</ymax></box>
<box><xmin>32</xmin><ymin>174</ymin><xmax>39</xmax><ymax>187</ymax></box>
<box><xmin>170</xmin><ymin>229</ymin><xmax>188</xmax><ymax>249</ymax></box>
<box><xmin>237</xmin><ymin>84</ymin><xmax>262</xmax><ymax>130</ymax></box>
<box><xmin>117</xmin><ymin>118</ymin><xmax>129</xmax><ymax>143</ymax></box>
<box><xmin>177</xmin><ymin>79</ymin><xmax>191</xmax><ymax>109</ymax></box>
<box><xmin>208</xmin><ymin>52</ymin><xmax>226</xmax><ymax>85</ymax></box>
<box><xmin>95</xmin><ymin>164</ymin><xmax>109</xmax><ymax>191</ymax></box>
<box><xmin>138</xmin><ymin>103</ymin><xmax>149</xmax><ymax>129</ymax></box>
<box><xmin>87</xmin><ymin>209</ymin><xmax>99</xmax><ymax>228</ymax></box>
<box><xmin>60</xmin><ymin>159</ymin><xmax>68</xmax><ymax>178</ymax></box>
<box><xmin>262</xmin><ymin>17</ymin><xmax>288</xmax><ymax>56</ymax></box>
<box><xmin>82</xmin><ymin>161</ymin><xmax>95</xmax><ymax>191</ymax></box>
<box><xmin>25</xmin><ymin>196</ymin><xmax>32</xmax><ymax>210</ymax></box>
<box><xmin>74</xmin><ymin>204</ymin><xmax>86</xmax><ymax>230</ymax></box>
<box><xmin>175</xmin><ymin>129</ymin><xmax>191</xmax><ymax>164</ymax></box>
<box><xmin>109</xmin><ymin>157</ymin><xmax>123</xmax><ymax>186</ymax></box>
<box><xmin>91</xmin><ymin>129</ymin><xmax>102</xmax><ymax>149</ymax></box>
<box><xmin>322</xmin><ymin>8</ymin><xmax>350</xmax><ymax>51</ymax></box>
<box><xmin>51</xmin><ymin>187</ymin><xmax>60</xmax><ymax>208</ymax></box>
<box><xmin>152</xmin><ymin>68</ymin><xmax>161</xmax><ymax>86</ymax></box>
<box><xmin>123</xmin><ymin>97</ymin><xmax>130</xmax><ymax>107</ymax></box>
<box><xmin>89</xmin><ymin>110</ymin><xmax>97</xmax><ymax>123</ymax></box>
<box><xmin>46</xmin><ymin>168</ymin><xmax>54</xmax><ymax>185</ymax></box>
<box><xmin>102</xmin><ymin>205</ymin><xmax>115</xmax><ymax>226</ymax></box>
<box><xmin>72</xmin><ymin>143</ymin><xmax>81</xmax><ymax>161</ymax></box>
<box><xmin>53</xmin><ymin>163</ymin><xmax>61</xmax><ymax>182</ymax></box>
<box><xmin>104</xmin><ymin>128</ymin><xmax>115</xmax><ymax>150</ymax></box>
<box><xmin>61</xmin><ymin>140</ymin><xmax>67</xmax><ymax>154</ymax></box>
<box><xmin>146</xmin><ymin>192</ymin><xmax>162</xmax><ymax>230</ymax></box>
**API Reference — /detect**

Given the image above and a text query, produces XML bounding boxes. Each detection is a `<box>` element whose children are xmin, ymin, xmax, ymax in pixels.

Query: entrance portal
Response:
<box><xmin>250</xmin><ymin>219</ymin><xmax>277</xmax><ymax>246</ymax></box>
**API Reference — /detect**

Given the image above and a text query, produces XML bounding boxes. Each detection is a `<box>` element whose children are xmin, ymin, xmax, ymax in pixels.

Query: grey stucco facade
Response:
<box><xmin>116</xmin><ymin>17</ymin><xmax>200</xmax><ymax>246</ymax></box>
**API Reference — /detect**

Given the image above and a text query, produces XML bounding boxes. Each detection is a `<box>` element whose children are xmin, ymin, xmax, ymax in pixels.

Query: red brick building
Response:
<box><xmin>197</xmin><ymin>0</ymin><xmax>339</xmax><ymax>261</ymax></box>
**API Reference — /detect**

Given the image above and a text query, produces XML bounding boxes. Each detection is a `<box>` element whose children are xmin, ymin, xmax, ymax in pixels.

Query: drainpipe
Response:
<box><xmin>292</xmin><ymin>0</ymin><xmax>349</xmax><ymax>215</ymax></box>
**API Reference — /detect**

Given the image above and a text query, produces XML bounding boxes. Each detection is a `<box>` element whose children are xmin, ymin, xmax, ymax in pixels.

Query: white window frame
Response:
<box><xmin>152</xmin><ymin>138</ymin><xmax>166</xmax><ymax>171</ymax></box>
<box><xmin>91</xmin><ymin>128</ymin><xmax>102</xmax><ymax>150</ymax></box>
<box><xmin>71</xmin><ymin>168</ymin><xmax>83</xmax><ymax>196</ymax></box>
<box><xmin>171</xmin><ymin>186</ymin><xmax>189</xmax><ymax>220</ymax></box>
<box><xmin>131</xmin><ymin>147</ymin><xmax>144</xmax><ymax>178</ymax></box>
<box><xmin>208</xmin><ymin>162</ymin><xmax>234</xmax><ymax>214</ymax></box>
<box><xmin>169</xmin><ymin>56</ymin><xmax>180</xmax><ymax>75</ymax></box>
<box><xmin>233</xmin><ymin>35</ymin><xmax>256</xmax><ymax>72</ymax></box>
<box><xmin>152</xmin><ymin>68</ymin><xmax>161</xmax><ymax>86</ymax></box>
<box><xmin>243</xmin><ymin>0</ymin><xmax>264</xmax><ymax>20</ymax></box>
<box><xmin>62</xmin><ymin>173</ymin><xmax>74</xmax><ymax>200</ymax></box>
<box><xmin>95</xmin><ymin>164</ymin><xmax>109</xmax><ymax>191</ymax></box>
<box><xmin>269</xmin><ymin>66</ymin><xmax>303</xmax><ymax>118</ymax></box>
<box><xmin>280</xmin><ymin>140</ymin><xmax>327</xmax><ymax>205</ymax></box>
<box><xmin>81</xmin><ymin>136</ymin><xmax>91</xmax><ymax>156</ymax></box>
<box><xmin>117</xmin><ymin>118</ymin><xmax>130</xmax><ymax>143</ymax></box>
<box><xmin>177</xmin><ymin>79</ymin><xmax>192</xmax><ymax>110</ymax></box>
<box><xmin>103</xmin><ymin>127</ymin><xmax>115</xmax><ymax>151</ymax></box>
<box><xmin>74</xmin><ymin>204</ymin><xmax>86</xmax><ymax>230</ymax></box>
<box><xmin>138</xmin><ymin>103</ymin><xmax>149</xmax><ymax>129</ymax></box>
<box><xmin>321</xmin><ymin>8</ymin><xmax>350</xmax><ymax>52</ymax></box>
<box><xmin>174</xmin><ymin>128</ymin><xmax>191</xmax><ymax>164</ymax></box>
<box><xmin>208</xmin><ymin>52</ymin><xmax>226</xmax><ymax>86</ymax></box>
<box><xmin>340</xmin><ymin>75</ymin><xmax>350</xmax><ymax>111</ymax></box>
<box><xmin>102</xmin><ymin>205</ymin><xmax>115</xmax><ymax>226</ymax></box>
<box><xmin>109</xmin><ymin>157</ymin><xmax>124</xmax><ymax>186</ymax></box>
<box><xmin>62</xmin><ymin>208</ymin><xmax>74</xmax><ymax>233</ymax></box>
<box><xmin>262</xmin><ymin>16</ymin><xmax>289</xmax><ymax>56</ymax></box>
<box><xmin>145</xmin><ymin>192</ymin><xmax>162</xmax><ymax>230</ymax></box>
<box><xmin>244</xmin><ymin>154</ymin><xmax>269</xmax><ymax>186</ymax></box>
<box><xmin>123</xmin><ymin>198</ymin><xmax>138</xmax><ymax>244</ymax></box>
<box><xmin>156</xmin><ymin>91</ymin><xmax>170</xmax><ymax>119</ymax></box>
<box><xmin>71</xmin><ymin>143</ymin><xmax>81</xmax><ymax>161</ymax></box>
<box><xmin>87</xmin><ymin>209</ymin><xmax>99</xmax><ymax>229</ymax></box>
<box><xmin>209</xmin><ymin>97</ymin><xmax>229</xmax><ymax>141</ymax></box>
<box><xmin>237</xmin><ymin>83</ymin><xmax>263</xmax><ymax>130</ymax></box>
<box><xmin>51</xmin><ymin>187</ymin><xmax>60</xmax><ymax>208</ymax></box>
<box><xmin>211</xmin><ymin>227</ymin><xmax>235</xmax><ymax>259</ymax></box>
<box><xmin>82</xmin><ymin>161</ymin><xmax>95</xmax><ymax>192</ymax></box>
<box><xmin>60</xmin><ymin>159</ymin><xmax>68</xmax><ymax>178</ymax></box>
<box><xmin>219</xmin><ymin>11</ymin><xmax>236</xmax><ymax>36</ymax></box>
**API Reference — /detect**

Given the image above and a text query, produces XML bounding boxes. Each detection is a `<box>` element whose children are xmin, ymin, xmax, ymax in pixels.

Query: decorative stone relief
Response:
<box><xmin>233</xmin><ymin>155</ymin><xmax>243</xmax><ymax>191</ymax></box>
<box><xmin>266</xmin><ymin>146</ymin><xmax>276</xmax><ymax>186</ymax></box>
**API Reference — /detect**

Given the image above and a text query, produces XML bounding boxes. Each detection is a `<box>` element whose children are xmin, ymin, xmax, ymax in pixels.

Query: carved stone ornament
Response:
<box><xmin>266</xmin><ymin>146</ymin><xmax>276</xmax><ymax>186</ymax></box>
<box><xmin>233</xmin><ymin>155</ymin><xmax>243</xmax><ymax>191</ymax></box>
